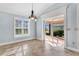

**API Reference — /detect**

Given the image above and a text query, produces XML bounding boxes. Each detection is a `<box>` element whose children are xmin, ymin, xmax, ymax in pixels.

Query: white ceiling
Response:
<box><xmin>0</xmin><ymin>3</ymin><xmax>54</xmax><ymax>18</ymax></box>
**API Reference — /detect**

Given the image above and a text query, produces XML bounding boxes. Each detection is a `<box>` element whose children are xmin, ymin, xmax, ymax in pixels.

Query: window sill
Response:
<box><xmin>14</xmin><ymin>34</ymin><xmax>29</xmax><ymax>38</ymax></box>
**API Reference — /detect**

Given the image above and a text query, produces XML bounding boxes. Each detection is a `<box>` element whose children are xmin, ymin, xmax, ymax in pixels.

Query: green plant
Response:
<box><xmin>53</xmin><ymin>29</ymin><xmax>64</xmax><ymax>37</ymax></box>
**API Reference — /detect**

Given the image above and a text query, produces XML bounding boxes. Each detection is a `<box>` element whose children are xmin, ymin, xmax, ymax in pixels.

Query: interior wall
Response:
<box><xmin>36</xmin><ymin>17</ymin><xmax>43</xmax><ymax>40</ymax></box>
<box><xmin>0</xmin><ymin>12</ymin><xmax>35</xmax><ymax>43</ymax></box>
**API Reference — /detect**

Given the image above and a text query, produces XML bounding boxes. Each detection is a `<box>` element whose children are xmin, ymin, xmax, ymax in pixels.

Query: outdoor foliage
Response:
<box><xmin>53</xmin><ymin>29</ymin><xmax>64</xmax><ymax>37</ymax></box>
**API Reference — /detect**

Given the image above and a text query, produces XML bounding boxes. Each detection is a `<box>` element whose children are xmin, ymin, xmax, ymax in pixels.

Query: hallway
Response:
<box><xmin>0</xmin><ymin>40</ymin><xmax>79</xmax><ymax>56</ymax></box>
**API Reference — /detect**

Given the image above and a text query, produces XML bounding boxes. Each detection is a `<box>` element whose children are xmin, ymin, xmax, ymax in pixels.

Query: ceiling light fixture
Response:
<box><xmin>29</xmin><ymin>3</ymin><xmax>37</xmax><ymax>21</ymax></box>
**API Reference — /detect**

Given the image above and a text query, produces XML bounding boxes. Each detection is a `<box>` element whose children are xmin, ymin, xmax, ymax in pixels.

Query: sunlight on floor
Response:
<box><xmin>45</xmin><ymin>35</ymin><xmax>64</xmax><ymax>48</ymax></box>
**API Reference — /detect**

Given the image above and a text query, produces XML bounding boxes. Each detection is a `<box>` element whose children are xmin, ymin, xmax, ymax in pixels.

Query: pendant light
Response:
<box><xmin>29</xmin><ymin>3</ymin><xmax>37</xmax><ymax>21</ymax></box>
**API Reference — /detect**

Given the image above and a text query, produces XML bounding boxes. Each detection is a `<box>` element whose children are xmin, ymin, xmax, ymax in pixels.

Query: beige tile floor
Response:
<box><xmin>0</xmin><ymin>39</ymin><xmax>79</xmax><ymax>56</ymax></box>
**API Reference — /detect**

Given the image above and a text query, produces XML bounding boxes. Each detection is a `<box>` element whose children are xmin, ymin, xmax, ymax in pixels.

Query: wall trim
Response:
<box><xmin>66</xmin><ymin>47</ymin><xmax>79</xmax><ymax>53</ymax></box>
<box><xmin>37</xmin><ymin>38</ymin><xmax>42</xmax><ymax>40</ymax></box>
<box><xmin>0</xmin><ymin>38</ymin><xmax>34</xmax><ymax>46</ymax></box>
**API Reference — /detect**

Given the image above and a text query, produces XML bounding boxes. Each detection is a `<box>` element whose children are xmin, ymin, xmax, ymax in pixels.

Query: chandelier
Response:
<box><xmin>29</xmin><ymin>3</ymin><xmax>37</xmax><ymax>20</ymax></box>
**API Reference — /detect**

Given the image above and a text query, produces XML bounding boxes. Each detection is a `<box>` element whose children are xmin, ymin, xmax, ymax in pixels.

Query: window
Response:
<box><xmin>23</xmin><ymin>21</ymin><xmax>28</xmax><ymax>34</ymax></box>
<box><xmin>14</xmin><ymin>17</ymin><xmax>30</xmax><ymax>37</ymax></box>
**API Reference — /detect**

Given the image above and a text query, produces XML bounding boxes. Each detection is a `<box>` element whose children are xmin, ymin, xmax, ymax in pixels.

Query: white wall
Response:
<box><xmin>36</xmin><ymin>17</ymin><xmax>43</xmax><ymax>40</ymax></box>
<box><xmin>0</xmin><ymin>12</ymin><xmax>36</xmax><ymax>44</ymax></box>
<box><xmin>0</xmin><ymin>12</ymin><xmax>14</xmax><ymax>43</ymax></box>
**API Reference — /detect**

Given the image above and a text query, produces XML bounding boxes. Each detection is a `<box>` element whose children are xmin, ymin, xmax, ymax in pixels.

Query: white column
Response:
<box><xmin>50</xmin><ymin>24</ymin><xmax>53</xmax><ymax>37</ymax></box>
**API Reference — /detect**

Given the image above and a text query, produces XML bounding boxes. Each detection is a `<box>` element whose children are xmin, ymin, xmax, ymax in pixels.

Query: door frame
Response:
<box><xmin>42</xmin><ymin>15</ymin><xmax>66</xmax><ymax>48</ymax></box>
<box><xmin>41</xmin><ymin>4</ymin><xmax>71</xmax><ymax>48</ymax></box>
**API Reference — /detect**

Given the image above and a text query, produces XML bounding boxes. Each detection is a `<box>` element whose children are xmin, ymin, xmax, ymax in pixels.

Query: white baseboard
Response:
<box><xmin>37</xmin><ymin>37</ymin><xmax>45</xmax><ymax>40</ymax></box>
<box><xmin>66</xmin><ymin>47</ymin><xmax>79</xmax><ymax>53</ymax></box>
<box><xmin>0</xmin><ymin>38</ymin><xmax>34</xmax><ymax>46</ymax></box>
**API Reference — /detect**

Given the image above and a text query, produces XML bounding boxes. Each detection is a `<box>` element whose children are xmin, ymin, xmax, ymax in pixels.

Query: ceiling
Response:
<box><xmin>46</xmin><ymin>17</ymin><xmax>64</xmax><ymax>24</ymax></box>
<box><xmin>0</xmin><ymin>3</ymin><xmax>54</xmax><ymax>18</ymax></box>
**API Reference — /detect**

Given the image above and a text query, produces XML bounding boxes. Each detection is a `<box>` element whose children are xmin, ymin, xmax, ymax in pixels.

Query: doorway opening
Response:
<box><xmin>43</xmin><ymin>16</ymin><xmax>64</xmax><ymax>48</ymax></box>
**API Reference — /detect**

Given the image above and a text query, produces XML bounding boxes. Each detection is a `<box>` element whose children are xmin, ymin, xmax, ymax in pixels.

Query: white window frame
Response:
<box><xmin>14</xmin><ymin>17</ymin><xmax>30</xmax><ymax>37</ymax></box>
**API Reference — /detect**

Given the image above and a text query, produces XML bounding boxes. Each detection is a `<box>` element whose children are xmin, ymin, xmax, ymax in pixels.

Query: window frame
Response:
<box><xmin>14</xmin><ymin>17</ymin><xmax>30</xmax><ymax>37</ymax></box>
